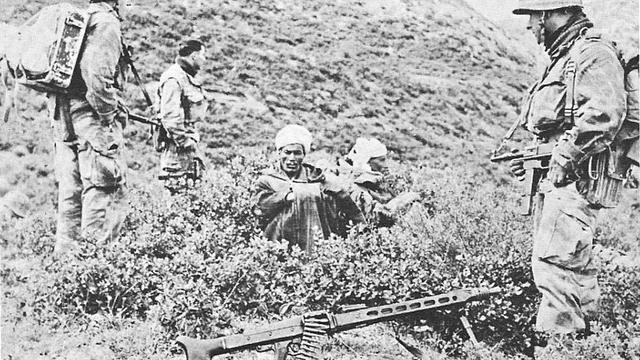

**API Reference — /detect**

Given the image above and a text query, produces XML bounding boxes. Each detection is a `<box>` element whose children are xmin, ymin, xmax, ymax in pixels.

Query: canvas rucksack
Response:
<box><xmin>563</xmin><ymin>32</ymin><xmax>639</xmax><ymax>208</ymax></box>
<box><xmin>4</xmin><ymin>3</ymin><xmax>91</xmax><ymax>93</ymax></box>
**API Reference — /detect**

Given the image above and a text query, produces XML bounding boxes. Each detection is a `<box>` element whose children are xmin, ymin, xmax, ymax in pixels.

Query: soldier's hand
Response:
<box><xmin>548</xmin><ymin>160</ymin><xmax>570</xmax><ymax>187</ymax></box>
<box><xmin>182</xmin><ymin>138</ymin><xmax>198</xmax><ymax>151</ymax></box>
<box><xmin>625</xmin><ymin>165</ymin><xmax>640</xmax><ymax>189</ymax></box>
<box><xmin>508</xmin><ymin>149</ymin><xmax>526</xmax><ymax>181</ymax></box>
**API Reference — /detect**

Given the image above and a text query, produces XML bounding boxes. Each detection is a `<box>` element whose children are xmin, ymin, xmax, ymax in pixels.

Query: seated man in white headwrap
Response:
<box><xmin>254</xmin><ymin>125</ymin><xmax>365</xmax><ymax>255</ymax></box>
<box><xmin>337</xmin><ymin>137</ymin><xmax>420</xmax><ymax>227</ymax></box>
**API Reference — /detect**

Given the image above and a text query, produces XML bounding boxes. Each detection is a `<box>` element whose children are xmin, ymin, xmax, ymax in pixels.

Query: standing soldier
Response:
<box><xmin>509</xmin><ymin>0</ymin><xmax>626</xmax><ymax>349</ymax></box>
<box><xmin>156</xmin><ymin>40</ymin><xmax>207</xmax><ymax>191</ymax></box>
<box><xmin>53</xmin><ymin>0</ymin><xmax>129</xmax><ymax>253</ymax></box>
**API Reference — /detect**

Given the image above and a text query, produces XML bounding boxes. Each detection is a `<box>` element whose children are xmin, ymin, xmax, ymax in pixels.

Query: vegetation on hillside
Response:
<box><xmin>1</xmin><ymin>0</ymin><xmax>638</xmax><ymax>359</ymax></box>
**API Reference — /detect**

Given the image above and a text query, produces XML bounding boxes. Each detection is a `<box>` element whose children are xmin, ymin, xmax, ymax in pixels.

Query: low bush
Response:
<box><xmin>13</xmin><ymin>153</ymin><xmax>639</xmax><ymax>358</ymax></box>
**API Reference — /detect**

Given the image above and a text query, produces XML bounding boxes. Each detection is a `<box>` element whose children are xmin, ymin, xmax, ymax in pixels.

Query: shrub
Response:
<box><xmin>19</xmin><ymin>154</ymin><xmax>640</xmax><ymax>358</ymax></box>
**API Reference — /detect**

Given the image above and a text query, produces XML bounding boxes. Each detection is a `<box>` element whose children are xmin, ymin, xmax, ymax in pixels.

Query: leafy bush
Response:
<box><xmin>12</xmin><ymin>153</ymin><xmax>639</xmax><ymax>359</ymax></box>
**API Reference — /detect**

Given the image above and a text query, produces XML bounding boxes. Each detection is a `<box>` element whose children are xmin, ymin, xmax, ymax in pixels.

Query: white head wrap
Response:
<box><xmin>347</xmin><ymin>137</ymin><xmax>387</xmax><ymax>170</ymax></box>
<box><xmin>274</xmin><ymin>124</ymin><xmax>313</xmax><ymax>154</ymax></box>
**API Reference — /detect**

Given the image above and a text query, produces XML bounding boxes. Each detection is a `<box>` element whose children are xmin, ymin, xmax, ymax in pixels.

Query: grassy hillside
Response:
<box><xmin>2</xmin><ymin>0</ymin><xmax>534</xmax><ymax>167</ymax></box>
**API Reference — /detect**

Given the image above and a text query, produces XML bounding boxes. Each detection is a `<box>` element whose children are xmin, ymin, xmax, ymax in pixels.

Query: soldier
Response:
<box><xmin>156</xmin><ymin>39</ymin><xmax>207</xmax><ymax>191</ymax></box>
<box><xmin>254</xmin><ymin>125</ymin><xmax>365</xmax><ymax>255</ymax></box>
<box><xmin>510</xmin><ymin>0</ymin><xmax>626</xmax><ymax>345</ymax></box>
<box><xmin>52</xmin><ymin>0</ymin><xmax>129</xmax><ymax>253</ymax></box>
<box><xmin>336</xmin><ymin>137</ymin><xmax>420</xmax><ymax>227</ymax></box>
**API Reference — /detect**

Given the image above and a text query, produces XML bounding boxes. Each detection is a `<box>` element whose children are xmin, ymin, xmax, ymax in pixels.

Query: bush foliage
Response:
<box><xmin>2</xmin><ymin>154</ymin><xmax>635</xmax><ymax>359</ymax></box>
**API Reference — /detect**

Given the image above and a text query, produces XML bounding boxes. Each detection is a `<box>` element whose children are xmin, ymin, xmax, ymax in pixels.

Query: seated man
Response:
<box><xmin>254</xmin><ymin>125</ymin><xmax>365</xmax><ymax>255</ymax></box>
<box><xmin>337</xmin><ymin>137</ymin><xmax>420</xmax><ymax>227</ymax></box>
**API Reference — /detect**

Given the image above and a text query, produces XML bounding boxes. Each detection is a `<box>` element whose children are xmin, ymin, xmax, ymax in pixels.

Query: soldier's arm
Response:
<box><xmin>160</xmin><ymin>78</ymin><xmax>194</xmax><ymax>147</ymax></box>
<box><xmin>553</xmin><ymin>42</ymin><xmax>626</xmax><ymax>167</ymax></box>
<box><xmin>80</xmin><ymin>16</ymin><xmax>121</xmax><ymax>122</ymax></box>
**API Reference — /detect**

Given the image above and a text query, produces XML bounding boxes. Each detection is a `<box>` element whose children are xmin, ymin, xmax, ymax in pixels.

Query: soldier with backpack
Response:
<box><xmin>155</xmin><ymin>39</ymin><xmax>207</xmax><ymax>192</ymax></box>
<box><xmin>507</xmin><ymin>0</ymin><xmax>637</xmax><ymax>352</ymax></box>
<box><xmin>48</xmin><ymin>0</ymin><xmax>129</xmax><ymax>253</ymax></box>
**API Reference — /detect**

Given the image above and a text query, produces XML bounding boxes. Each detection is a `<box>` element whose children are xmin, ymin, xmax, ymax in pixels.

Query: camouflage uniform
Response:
<box><xmin>157</xmin><ymin>60</ymin><xmax>206</xmax><ymax>190</ymax></box>
<box><xmin>51</xmin><ymin>2</ymin><xmax>128</xmax><ymax>251</ymax></box>
<box><xmin>255</xmin><ymin>163</ymin><xmax>365</xmax><ymax>255</ymax></box>
<box><xmin>518</xmin><ymin>16</ymin><xmax>626</xmax><ymax>333</ymax></box>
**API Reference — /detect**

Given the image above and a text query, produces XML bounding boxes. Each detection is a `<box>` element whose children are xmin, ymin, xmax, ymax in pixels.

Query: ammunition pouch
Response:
<box><xmin>582</xmin><ymin>146</ymin><xmax>629</xmax><ymax>208</ymax></box>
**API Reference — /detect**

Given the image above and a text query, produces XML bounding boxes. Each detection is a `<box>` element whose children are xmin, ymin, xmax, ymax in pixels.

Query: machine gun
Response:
<box><xmin>491</xmin><ymin>143</ymin><xmax>554</xmax><ymax>215</ymax></box>
<box><xmin>176</xmin><ymin>287</ymin><xmax>501</xmax><ymax>360</ymax></box>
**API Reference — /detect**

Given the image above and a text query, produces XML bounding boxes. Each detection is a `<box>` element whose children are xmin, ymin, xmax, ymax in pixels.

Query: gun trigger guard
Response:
<box><xmin>255</xmin><ymin>345</ymin><xmax>273</xmax><ymax>353</ymax></box>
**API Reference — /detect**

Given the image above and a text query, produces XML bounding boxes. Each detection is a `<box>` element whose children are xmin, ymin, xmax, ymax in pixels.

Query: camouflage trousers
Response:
<box><xmin>159</xmin><ymin>141</ymin><xmax>203</xmax><ymax>192</ymax></box>
<box><xmin>532</xmin><ymin>179</ymin><xmax>600</xmax><ymax>334</ymax></box>
<box><xmin>51</xmin><ymin>97</ymin><xmax>128</xmax><ymax>252</ymax></box>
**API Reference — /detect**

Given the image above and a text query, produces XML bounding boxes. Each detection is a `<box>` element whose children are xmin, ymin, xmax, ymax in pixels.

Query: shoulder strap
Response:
<box><xmin>563</xmin><ymin>57</ymin><xmax>578</xmax><ymax>129</ymax></box>
<box><xmin>562</xmin><ymin>31</ymin><xmax>621</xmax><ymax>130</ymax></box>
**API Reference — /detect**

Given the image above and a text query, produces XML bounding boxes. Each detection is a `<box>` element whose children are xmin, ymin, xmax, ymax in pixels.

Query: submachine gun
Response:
<box><xmin>490</xmin><ymin>143</ymin><xmax>554</xmax><ymax>215</ymax></box>
<box><xmin>176</xmin><ymin>287</ymin><xmax>501</xmax><ymax>360</ymax></box>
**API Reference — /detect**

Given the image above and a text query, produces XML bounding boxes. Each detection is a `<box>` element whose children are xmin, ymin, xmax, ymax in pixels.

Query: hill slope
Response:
<box><xmin>2</xmin><ymin>0</ymin><xmax>533</xmax><ymax>168</ymax></box>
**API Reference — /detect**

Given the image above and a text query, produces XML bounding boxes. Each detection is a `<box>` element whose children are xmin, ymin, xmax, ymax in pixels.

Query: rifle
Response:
<box><xmin>176</xmin><ymin>287</ymin><xmax>501</xmax><ymax>360</ymax></box>
<box><xmin>121</xmin><ymin>41</ymin><xmax>153</xmax><ymax>107</ymax></box>
<box><xmin>491</xmin><ymin>143</ymin><xmax>554</xmax><ymax>215</ymax></box>
<box><xmin>127</xmin><ymin>112</ymin><xmax>161</xmax><ymax>127</ymax></box>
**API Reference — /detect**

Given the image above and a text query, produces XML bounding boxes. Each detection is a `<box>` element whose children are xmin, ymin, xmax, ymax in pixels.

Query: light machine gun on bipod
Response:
<box><xmin>176</xmin><ymin>287</ymin><xmax>501</xmax><ymax>360</ymax></box>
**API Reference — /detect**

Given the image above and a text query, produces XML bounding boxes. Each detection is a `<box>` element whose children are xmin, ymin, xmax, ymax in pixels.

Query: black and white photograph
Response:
<box><xmin>1</xmin><ymin>0</ymin><xmax>638</xmax><ymax>359</ymax></box>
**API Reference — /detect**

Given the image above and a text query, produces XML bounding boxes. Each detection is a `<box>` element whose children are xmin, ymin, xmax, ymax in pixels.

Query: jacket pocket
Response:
<box><xmin>528</xmin><ymin>79</ymin><xmax>566</xmax><ymax>134</ymax></box>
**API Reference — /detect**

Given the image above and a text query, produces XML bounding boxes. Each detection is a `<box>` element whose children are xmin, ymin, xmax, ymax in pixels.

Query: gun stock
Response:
<box><xmin>176</xmin><ymin>287</ymin><xmax>501</xmax><ymax>360</ymax></box>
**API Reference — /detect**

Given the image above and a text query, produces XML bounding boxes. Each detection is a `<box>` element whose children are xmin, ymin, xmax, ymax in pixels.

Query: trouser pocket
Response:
<box><xmin>79</xmin><ymin>143</ymin><xmax>125</xmax><ymax>188</ymax></box>
<box><xmin>534</xmin><ymin>203</ymin><xmax>595</xmax><ymax>271</ymax></box>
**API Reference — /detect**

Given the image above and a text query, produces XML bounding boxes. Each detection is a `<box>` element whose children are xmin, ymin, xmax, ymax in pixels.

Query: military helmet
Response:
<box><xmin>513</xmin><ymin>0</ymin><xmax>583</xmax><ymax>15</ymax></box>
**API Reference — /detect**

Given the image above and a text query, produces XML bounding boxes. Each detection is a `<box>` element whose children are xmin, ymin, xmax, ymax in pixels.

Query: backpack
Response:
<box><xmin>4</xmin><ymin>3</ymin><xmax>90</xmax><ymax>93</ymax></box>
<box><xmin>619</xmin><ymin>55</ymin><xmax>639</xmax><ymax>166</ymax></box>
<box><xmin>564</xmin><ymin>33</ymin><xmax>639</xmax><ymax>207</ymax></box>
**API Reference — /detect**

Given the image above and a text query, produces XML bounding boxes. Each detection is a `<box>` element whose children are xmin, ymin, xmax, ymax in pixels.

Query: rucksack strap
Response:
<box><xmin>563</xmin><ymin>59</ymin><xmax>578</xmax><ymax>129</ymax></box>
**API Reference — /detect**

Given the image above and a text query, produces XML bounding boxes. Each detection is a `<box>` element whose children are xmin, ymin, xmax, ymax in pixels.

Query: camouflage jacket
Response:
<box><xmin>157</xmin><ymin>61</ymin><xmax>206</xmax><ymax>147</ymax></box>
<box><xmin>255</xmin><ymin>163</ymin><xmax>364</xmax><ymax>254</ymax></box>
<box><xmin>74</xmin><ymin>2</ymin><xmax>124</xmax><ymax>119</ymax></box>
<box><xmin>50</xmin><ymin>2</ymin><xmax>124</xmax><ymax>143</ymax></box>
<box><xmin>519</xmin><ymin>17</ymin><xmax>626</xmax><ymax>171</ymax></box>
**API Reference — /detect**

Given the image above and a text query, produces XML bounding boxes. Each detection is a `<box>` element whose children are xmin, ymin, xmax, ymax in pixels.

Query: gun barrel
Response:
<box><xmin>490</xmin><ymin>153</ymin><xmax>521</xmax><ymax>163</ymax></box>
<box><xmin>332</xmin><ymin>287</ymin><xmax>501</xmax><ymax>332</ymax></box>
<box><xmin>128</xmin><ymin>112</ymin><xmax>160</xmax><ymax>127</ymax></box>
